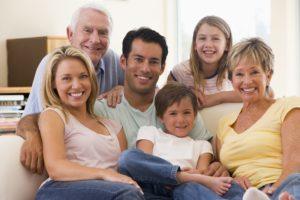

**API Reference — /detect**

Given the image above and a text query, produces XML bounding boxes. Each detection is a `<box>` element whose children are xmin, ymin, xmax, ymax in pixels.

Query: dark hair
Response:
<box><xmin>122</xmin><ymin>27</ymin><xmax>168</xmax><ymax>65</ymax></box>
<box><xmin>155</xmin><ymin>82</ymin><xmax>198</xmax><ymax>118</ymax></box>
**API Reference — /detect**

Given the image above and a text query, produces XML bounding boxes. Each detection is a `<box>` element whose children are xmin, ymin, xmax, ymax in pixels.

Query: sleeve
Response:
<box><xmin>189</xmin><ymin>113</ymin><xmax>213</xmax><ymax>141</ymax></box>
<box><xmin>196</xmin><ymin>140</ymin><xmax>213</xmax><ymax>156</ymax></box>
<box><xmin>280</xmin><ymin>97</ymin><xmax>300</xmax><ymax>122</ymax></box>
<box><xmin>136</xmin><ymin>126</ymin><xmax>158</xmax><ymax>143</ymax></box>
<box><xmin>23</xmin><ymin>55</ymin><xmax>49</xmax><ymax>117</ymax></box>
<box><xmin>171</xmin><ymin>60</ymin><xmax>189</xmax><ymax>82</ymax></box>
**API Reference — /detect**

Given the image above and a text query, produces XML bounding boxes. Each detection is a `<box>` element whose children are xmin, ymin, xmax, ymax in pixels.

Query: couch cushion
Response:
<box><xmin>0</xmin><ymin>134</ymin><xmax>46</xmax><ymax>200</ymax></box>
<box><xmin>199</xmin><ymin>103</ymin><xmax>242</xmax><ymax>135</ymax></box>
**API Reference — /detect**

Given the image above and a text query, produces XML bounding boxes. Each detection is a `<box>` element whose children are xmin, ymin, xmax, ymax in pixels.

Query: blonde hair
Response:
<box><xmin>42</xmin><ymin>45</ymin><xmax>99</xmax><ymax>120</ymax></box>
<box><xmin>227</xmin><ymin>37</ymin><xmax>274</xmax><ymax>80</ymax></box>
<box><xmin>190</xmin><ymin>16</ymin><xmax>232</xmax><ymax>92</ymax></box>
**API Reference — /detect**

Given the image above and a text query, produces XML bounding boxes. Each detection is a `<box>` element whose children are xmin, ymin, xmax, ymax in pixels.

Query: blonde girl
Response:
<box><xmin>168</xmin><ymin>15</ymin><xmax>241</xmax><ymax>108</ymax></box>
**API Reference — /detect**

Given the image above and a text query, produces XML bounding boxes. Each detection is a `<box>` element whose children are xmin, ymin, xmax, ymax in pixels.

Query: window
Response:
<box><xmin>177</xmin><ymin>0</ymin><xmax>271</xmax><ymax>62</ymax></box>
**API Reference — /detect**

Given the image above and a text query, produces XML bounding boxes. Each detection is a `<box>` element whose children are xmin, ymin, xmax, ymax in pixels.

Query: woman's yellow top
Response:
<box><xmin>217</xmin><ymin>97</ymin><xmax>300</xmax><ymax>188</ymax></box>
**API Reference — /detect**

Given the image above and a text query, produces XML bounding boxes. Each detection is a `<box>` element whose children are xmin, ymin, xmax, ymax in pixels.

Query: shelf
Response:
<box><xmin>0</xmin><ymin>87</ymin><xmax>31</xmax><ymax>94</ymax></box>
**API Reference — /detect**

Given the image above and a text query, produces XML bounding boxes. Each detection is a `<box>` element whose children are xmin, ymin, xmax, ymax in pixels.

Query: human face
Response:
<box><xmin>67</xmin><ymin>8</ymin><xmax>111</xmax><ymax>66</ymax></box>
<box><xmin>54</xmin><ymin>58</ymin><xmax>91</xmax><ymax>111</ymax></box>
<box><xmin>121</xmin><ymin>39</ymin><xmax>164</xmax><ymax>95</ymax></box>
<box><xmin>160</xmin><ymin>97</ymin><xmax>196</xmax><ymax>138</ymax></box>
<box><xmin>231</xmin><ymin>58</ymin><xmax>272</xmax><ymax>104</ymax></box>
<box><xmin>194</xmin><ymin>23</ymin><xmax>228</xmax><ymax>69</ymax></box>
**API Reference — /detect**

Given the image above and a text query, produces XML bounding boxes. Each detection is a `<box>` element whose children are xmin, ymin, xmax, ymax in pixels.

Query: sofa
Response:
<box><xmin>0</xmin><ymin>103</ymin><xmax>242</xmax><ymax>200</ymax></box>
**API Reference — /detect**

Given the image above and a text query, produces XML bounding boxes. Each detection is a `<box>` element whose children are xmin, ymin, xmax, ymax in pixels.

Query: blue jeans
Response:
<box><xmin>270</xmin><ymin>173</ymin><xmax>300</xmax><ymax>200</ymax></box>
<box><xmin>118</xmin><ymin>149</ymin><xmax>244</xmax><ymax>200</ymax></box>
<box><xmin>36</xmin><ymin>179</ymin><xmax>144</xmax><ymax>200</ymax></box>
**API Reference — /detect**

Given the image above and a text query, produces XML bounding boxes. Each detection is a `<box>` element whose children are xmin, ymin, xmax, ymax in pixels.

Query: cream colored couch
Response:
<box><xmin>0</xmin><ymin>103</ymin><xmax>242</xmax><ymax>200</ymax></box>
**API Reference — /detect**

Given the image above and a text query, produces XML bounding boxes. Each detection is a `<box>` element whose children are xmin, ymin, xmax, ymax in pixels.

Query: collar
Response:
<box><xmin>95</xmin><ymin>59</ymin><xmax>105</xmax><ymax>74</ymax></box>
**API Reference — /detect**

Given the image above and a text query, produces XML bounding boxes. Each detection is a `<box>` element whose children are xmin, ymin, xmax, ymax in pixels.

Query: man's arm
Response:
<box><xmin>16</xmin><ymin>113</ymin><xmax>44</xmax><ymax>174</ymax></box>
<box><xmin>98</xmin><ymin>85</ymin><xmax>124</xmax><ymax>108</ymax></box>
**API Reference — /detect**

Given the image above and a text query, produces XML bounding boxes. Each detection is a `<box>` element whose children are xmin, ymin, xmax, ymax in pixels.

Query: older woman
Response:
<box><xmin>35</xmin><ymin>46</ymin><xmax>143</xmax><ymax>200</ymax></box>
<box><xmin>215</xmin><ymin>38</ymin><xmax>300</xmax><ymax>200</ymax></box>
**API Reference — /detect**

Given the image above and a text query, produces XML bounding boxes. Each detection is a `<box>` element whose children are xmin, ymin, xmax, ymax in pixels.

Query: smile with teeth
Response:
<box><xmin>84</xmin><ymin>46</ymin><xmax>102</xmax><ymax>52</ymax></box>
<box><xmin>69</xmin><ymin>92</ymin><xmax>84</xmax><ymax>97</ymax></box>
<box><xmin>175</xmin><ymin>125</ymin><xmax>188</xmax><ymax>129</ymax></box>
<box><xmin>203</xmin><ymin>49</ymin><xmax>215</xmax><ymax>54</ymax></box>
<box><xmin>241</xmin><ymin>88</ymin><xmax>256</xmax><ymax>93</ymax></box>
<box><xmin>136</xmin><ymin>75</ymin><xmax>151</xmax><ymax>80</ymax></box>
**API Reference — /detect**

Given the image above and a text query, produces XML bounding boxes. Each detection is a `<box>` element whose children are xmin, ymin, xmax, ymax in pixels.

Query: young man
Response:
<box><xmin>17</xmin><ymin>3</ymin><xmax>124</xmax><ymax>174</ymax></box>
<box><xmin>95</xmin><ymin>27</ymin><xmax>211</xmax><ymax>148</ymax></box>
<box><xmin>96</xmin><ymin>27</ymin><xmax>231</xmax><ymax>199</ymax></box>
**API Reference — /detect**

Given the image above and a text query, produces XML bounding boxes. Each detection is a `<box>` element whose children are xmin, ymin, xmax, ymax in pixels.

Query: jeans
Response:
<box><xmin>36</xmin><ymin>179</ymin><xmax>144</xmax><ymax>200</ymax></box>
<box><xmin>118</xmin><ymin>149</ymin><xmax>244</xmax><ymax>200</ymax></box>
<box><xmin>271</xmin><ymin>173</ymin><xmax>300</xmax><ymax>200</ymax></box>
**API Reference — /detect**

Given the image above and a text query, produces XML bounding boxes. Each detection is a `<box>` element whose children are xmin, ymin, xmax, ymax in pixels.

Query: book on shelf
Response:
<box><xmin>0</xmin><ymin>87</ymin><xmax>31</xmax><ymax>133</ymax></box>
<box><xmin>0</xmin><ymin>94</ymin><xmax>24</xmax><ymax>101</ymax></box>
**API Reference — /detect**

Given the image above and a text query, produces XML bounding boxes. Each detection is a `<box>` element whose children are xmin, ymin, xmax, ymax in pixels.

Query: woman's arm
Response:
<box><xmin>266</xmin><ymin>108</ymin><xmax>300</xmax><ymax>194</ymax></box>
<box><xmin>136</xmin><ymin>139</ymin><xmax>154</xmax><ymax>154</ymax></box>
<box><xmin>117</xmin><ymin>128</ymin><xmax>127</xmax><ymax>152</ymax></box>
<box><xmin>39</xmin><ymin>110</ymin><xmax>135</xmax><ymax>185</ymax></box>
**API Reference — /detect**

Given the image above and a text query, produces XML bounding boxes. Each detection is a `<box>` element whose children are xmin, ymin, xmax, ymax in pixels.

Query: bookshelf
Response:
<box><xmin>0</xmin><ymin>87</ymin><xmax>31</xmax><ymax>133</ymax></box>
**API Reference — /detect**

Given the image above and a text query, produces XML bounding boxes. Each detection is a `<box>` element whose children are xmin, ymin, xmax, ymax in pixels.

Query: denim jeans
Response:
<box><xmin>36</xmin><ymin>179</ymin><xmax>144</xmax><ymax>200</ymax></box>
<box><xmin>118</xmin><ymin>149</ymin><xmax>244</xmax><ymax>200</ymax></box>
<box><xmin>271</xmin><ymin>173</ymin><xmax>300</xmax><ymax>200</ymax></box>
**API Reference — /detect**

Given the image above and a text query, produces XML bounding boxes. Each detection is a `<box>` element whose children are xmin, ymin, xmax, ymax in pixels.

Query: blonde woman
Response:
<box><xmin>36</xmin><ymin>46</ymin><xmax>143</xmax><ymax>200</ymax></box>
<box><xmin>216</xmin><ymin>38</ymin><xmax>300</xmax><ymax>200</ymax></box>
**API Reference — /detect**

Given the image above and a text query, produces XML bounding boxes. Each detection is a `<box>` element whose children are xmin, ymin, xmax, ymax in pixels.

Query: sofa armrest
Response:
<box><xmin>0</xmin><ymin>134</ymin><xmax>46</xmax><ymax>200</ymax></box>
<box><xmin>199</xmin><ymin>103</ymin><xmax>243</xmax><ymax>136</ymax></box>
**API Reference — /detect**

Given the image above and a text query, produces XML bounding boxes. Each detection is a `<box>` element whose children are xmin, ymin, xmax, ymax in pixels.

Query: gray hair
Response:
<box><xmin>70</xmin><ymin>2</ymin><xmax>113</xmax><ymax>32</ymax></box>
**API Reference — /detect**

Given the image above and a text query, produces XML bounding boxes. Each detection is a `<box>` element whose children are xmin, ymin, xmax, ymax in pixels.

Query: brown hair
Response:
<box><xmin>190</xmin><ymin>16</ymin><xmax>232</xmax><ymax>91</ymax></box>
<box><xmin>155</xmin><ymin>82</ymin><xmax>198</xmax><ymax>118</ymax></box>
<box><xmin>42</xmin><ymin>45</ymin><xmax>99</xmax><ymax>120</ymax></box>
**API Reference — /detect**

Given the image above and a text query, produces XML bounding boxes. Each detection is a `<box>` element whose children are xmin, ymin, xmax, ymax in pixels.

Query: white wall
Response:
<box><xmin>270</xmin><ymin>0</ymin><xmax>300</xmax><ymax>97</ymax></box>
<box><xmin>0</xmin><ymin>0</ymin><xmax>167</xmax><ymax>86</ymax></box>
<box><xmin>1</xmin><ymin>0</ymin><xmax>299</xmax><ymax>96</ymax></box>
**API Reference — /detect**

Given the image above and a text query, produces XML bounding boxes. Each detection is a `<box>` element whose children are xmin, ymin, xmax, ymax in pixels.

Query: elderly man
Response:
<box><xmin>17</xmin><ymin>3</ymin><xmax>123</xmax><ymax>173</ymax></box>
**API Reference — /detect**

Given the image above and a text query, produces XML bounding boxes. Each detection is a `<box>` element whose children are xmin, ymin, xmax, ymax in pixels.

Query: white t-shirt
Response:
<box><xmin>137</xmin><ymin>126</ymin><xmax>213</xmax><ymax>169</ymax></box>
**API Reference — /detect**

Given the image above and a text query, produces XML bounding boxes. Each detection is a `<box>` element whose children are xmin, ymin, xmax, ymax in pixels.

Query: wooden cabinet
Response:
<box><xmin>7</xmin><ymin>36</ymin><xmax>69</xmax><ymax>86</ymax></box>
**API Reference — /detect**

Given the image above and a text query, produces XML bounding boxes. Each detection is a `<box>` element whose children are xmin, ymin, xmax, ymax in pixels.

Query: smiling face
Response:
<box><xmin>231</xmin><ymin>58</ymin><xmax>272</xmax><ymax>104</ymax></box>
<box><xmin>194</xmin><ymin>23</ymin><xmax>228</xmax><ymax>70</ymax></box>
<box><xmin>67</xmin><ymin>8</ymin><xmax>111</xmax><ymax>66</ymax></box>
<box><xmin>160</xmin><ymin>97</ymin><xmax>196</xmax><ymax>138</ymax></box>
<box><xmin>121</xmin><ymin>38</ymin><xmax>164</xmax><ymax>95</ymax></box>
<box><xmin>54</xmin><ymin>58</ymin><xmax>91</xmax><ymax>111</ymax></box>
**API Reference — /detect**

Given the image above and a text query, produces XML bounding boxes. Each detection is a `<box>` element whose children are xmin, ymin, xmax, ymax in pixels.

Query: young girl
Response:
<box><xmin>35</xmin><ymin>46</ymin><xmax>143</xmax><ymax>200</ymax></box>
<box><xmin>119</xmin><ymin>83</ymin><xmax>238</xmax><ymax>199</ymax></box>
<box><xmin>168</xmin><ymin>16</ymin><xmax>241</xmax><ymax>108</ymax></box>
